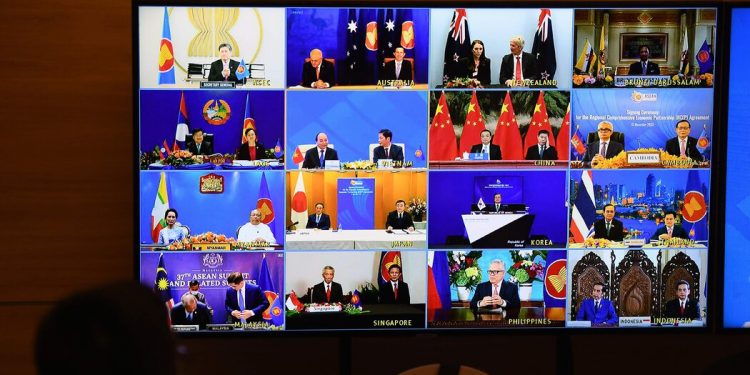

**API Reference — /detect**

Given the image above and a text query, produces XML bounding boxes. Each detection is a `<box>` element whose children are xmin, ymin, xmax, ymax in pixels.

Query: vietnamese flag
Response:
<box><xmin>429</xmin><ymin>92</ymin><xmax>458</xmax><ymax>161</ymax></box>
<box><xmin>292</xmin><ymin>146</ymin><xmax>305</xmax><ymax>166</ymax></box>
<box><xmin>493</xmin><ymin>92</ymin><xmax>523</xmax><ymax>160</ymax></box>
<box><xmin>556</xmin><ymin>103</ymin><xmax>571</xmax><ymax>161</ymax></box>
<box><xmin>458</xmin><ymin>91</ymin><xmax>486</xmax><ymax>156</ymax></box>
<box><xmin>524</xmin><ymin>91</ymin><xmax>555</xmax><ymax>151</ymax></box>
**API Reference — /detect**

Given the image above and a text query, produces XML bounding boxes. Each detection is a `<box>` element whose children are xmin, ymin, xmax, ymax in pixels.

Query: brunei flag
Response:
<box><xmin>158</xmin><ymin>7</ymin><xmax>175</xmax><ymax>85</ymax></box>
<box><xmin>574</xmin><ymin>39</ymin><xmax>595</xmax><ymax>74</ymax></box>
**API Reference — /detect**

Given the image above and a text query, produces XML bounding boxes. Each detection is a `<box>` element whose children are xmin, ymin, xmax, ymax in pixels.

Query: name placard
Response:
<box><xmin>619</xmin><ymin>316</ymin><xmax>652</xmax><ymax>327</ymax></box>
<box><xmin>201</xmin><ymin>81</ymin><xmax>236</xmax><ymax>89</ymax></box>
<box><xmin>626</xmin><ymin>151</ymin><xmax>661</xmax><ymax>166</ymax></box>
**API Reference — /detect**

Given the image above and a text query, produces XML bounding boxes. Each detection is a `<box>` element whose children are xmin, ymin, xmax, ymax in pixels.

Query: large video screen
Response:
<box><xmin>137</xmin><ymin>5</ymin><xmax>717</xmax><ymax>331</ymax></box>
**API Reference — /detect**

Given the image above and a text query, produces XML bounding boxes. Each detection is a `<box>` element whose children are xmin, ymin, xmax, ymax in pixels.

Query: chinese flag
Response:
<box><xmin>429</xmin><ymin>92</ymin><xmax>458</xmax><ymax>161</ymax></box>
<box><xmin>493</xmin><ymin>92</ymin><xmax>523</xmax><ymax>160</ymax></box>
<box><xmin>556</xmin><ymin>103</ymin><xmax>571</xmax><ymax>161</ymax></box>
<box><xmin>524</xmin><ymin>91</ymin><xmax>555</xmax><ymax>150</ymax></box>
<box><xmin>458</xmin><ymin>91</ymin><xmax>486</xmax><ymax>155</ymax></box>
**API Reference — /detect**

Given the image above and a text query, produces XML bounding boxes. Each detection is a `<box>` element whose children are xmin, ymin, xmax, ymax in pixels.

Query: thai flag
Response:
<box><xmin>570</xmin><ymin>170</ymin><xmax>596</xmax><ymax>243</ymax></box>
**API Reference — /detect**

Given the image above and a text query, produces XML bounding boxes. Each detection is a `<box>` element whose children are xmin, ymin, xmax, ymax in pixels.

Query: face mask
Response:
<box><xmin>190</xmin><ymin>291</ymin><xmax>199</xmax><ymax>295</ymax></box>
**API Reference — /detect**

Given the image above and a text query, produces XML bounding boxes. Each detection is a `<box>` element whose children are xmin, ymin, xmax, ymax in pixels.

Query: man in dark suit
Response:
<box><xmin>379</xmin><ymin>264</ymin><xmax>410</xmax><ymax>304</ymax></box>
<box><xmin>372</xmin><ymin>128</ymin><xmax>404</xmax><ymax>165</ymax></box>
<box><xmin>306</xmin><ymin>202</ymin><xmax>331</xmax><ymax>230</ymax></box>
<box><xmin>651</xmin><ymin>211</ymin><xmax>690</xmax><ymax>241</ymax></box>
<box><xmin>386</xmin><ymin>200</ymin><xmax>415</xmax><ymax>231</ymax></box>
<box><xmin>525</xmin><ymin>129</ymin><xmax>558</xmax><ymax>160</ymax></box>
<box><xmin>482</xmin><ymin>193</ymin><xmax>509</xmax><ymax>213</ymax></box>
<box><xmin>301</xmin><ymin>48</ymin><xmax>335</xmax><ymax>88</ymax></box>
<box><xmin>469</xmin><ymin>129</ymin><xmax>502</xmax><ymax>160</ymax></box>
<box><xmin>186</xmin><ymin>128</ymin><xmax>213</xmax><ymax>156</ymax></box>
<box><xmin>224</xmin><ymin>272</ymin><xmax>269</xmax><ymax>325</ymax></box>
<box><xmin>499</xmin><ymin>36</ymin><xmax>539</xmax><ymax>86</ymax></box>
<box><xmin>470</xmin><ymin>259</ymin><xmax>520</xmax><ymax>312</ymax></box>
<box><xmin>302</xmin><ymin>132</ymin><xmax>339</xmax><ymax>169</ymax></box>
<box><xmin>665</xmin><ymin>120</ymin><xmax>703</xmax><ymax>161</ymax></box>
<box><xmin>592</xmin><ymin>204</ymin><xmax>625</xmax><ymax>242</ymax></box>
<box><xmin>381</xmin><ymin>47</ymin><xmax>413</xmax><ymax>86</ymax></box>
<box><xmin>627</xmin><ymin>45</ymin><xmax>661</xmax><ymax>75</ymax></box>
<box><xmin>664</xmin><ymin>280</ymin><xmax>701</xmax><ymax>320</ymax></box>
<box><xmin>582</xmin><ymin>121</ymin><xmax>625</xmax><ymax>166</ymax></box>
<box><xmin>208</xmin><ymin>43</ymin><xmax>243</xmax><ymax>83</ymax></box>
<box><xmin>576</xmin><ymin>282</ymin><xmax>618</xmax><ymax>326</ymax></box>
<box><xmin>312</xmin><ymin>266</ymin><xmax>344</xmax><ymax>304</ymax></box>
<box><xmin>170</xmin><ymin>293</ymin><xmax>212</xmax><ymax>329</ymax></box>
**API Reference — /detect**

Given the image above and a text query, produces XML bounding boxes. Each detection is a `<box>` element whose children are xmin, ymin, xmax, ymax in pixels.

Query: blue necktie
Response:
<box><xmin>642</xmin><ymin>62</ymin><xmax>647</xmax><ymax>74</ymax></box>
<box><xmin>238</xmin><ymin>290</ymin><xmax>247</xmax><ymax>324</ymax></box>
<box><xmin>319</xmin><ymin>149</ymin><xmax>325</xmax><ymax>168</ymax></box>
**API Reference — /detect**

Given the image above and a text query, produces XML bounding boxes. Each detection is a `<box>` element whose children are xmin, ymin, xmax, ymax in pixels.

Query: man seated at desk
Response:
<box><xmin>381</xmin><ymin>47</ymin><xmax>413</xmax><ymax>86</ymax></box>
<box><xmin>306</xmin><ymin>202</ymin><xmax>331</xmax><ymax>230</ymax></box>
<box><xmin>237</xmin><ymin>209</ymin><xmax>277</xmax><ymax>244</ymax></box>
<box><xmin>386</xmin><ymin>200</ymin><xmax>415</xmax><ymax>231</ymax></box>
<box><xmin>373</xmin><ymin>128</ymin><xmax>404</xmax><ymax>165</ymax></box>
<box><xmin>591</xmin><ymin>204</ymin><xmax>624</xmax><ymax>242</ymax></box>
<box><xmin>470</xmin><ymin>259</ymin><xmax>520</xmax><ymax>312</ymax></box>
<box><xmin>483</xmin><ymin>193</ymin><xmax>509</xmax><ymax>213</ymax></box>
<box><xmin>665</xmin><ymin>120</ymin><xmax>703</xmax><ymax>161</ymax></box>
<box><xmin>581</xmin><ymin>121</ymin><xmax>625</xmax><ymax>166</ymax></box>
<box><xmin>312</xmin><ymin>266</ymin><xmax>344</xmax><ymax>304</ymax></box>
<box><xmin>650</xmin><ymin>211</ymin><xmax>689</xmax><ymax>241</ymax></box>
<box><xmin>301</xmin><ymin>48</ymin><xmax>335</xmax><ymax>89</ymax></box>
<box><xmin>575</xmin><ymin>282</ymin><xmax>618</xmax><ymax>326</ymax></box>
<box><xmin>379</xmin><ymin>264</ymin><xmax>410</xmax><ymax>304</ymax></box>
<box><xmin>469</xmin><ymin>130</ymin><xmax>502</xmax><ymax>160</ymax></box>
<box><xmin>170</xmin><ymin>293</ymin><xmax>211</xmax><ymax>329</ymax></box>
<box><xmin>302</xmin><ymin>132</ymin><xmax>339</xmax><ymax>169</ymax></box>
<box><xmin>627</xmin><ymin>45</ymin><xmax>660</xmax><ymax>75</ymax></box>
<box><xmin>664</xmin><ymin>280</ymin><xmax>701</xmax><ymax>320</ymax></box>
<box><xmin>186</xmin><ymin>128</ymin><xmax>214</xmax><ymax>156</ymax></box>
<box><xmin>208</xmin><ymin>43</ymin><xmax>243</xmax><ymax>83</ymax></box>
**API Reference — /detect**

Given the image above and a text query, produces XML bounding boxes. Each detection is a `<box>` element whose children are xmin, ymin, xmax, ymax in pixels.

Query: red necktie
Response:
<box><xmin>680</xmin><ymin>302</ymin><xmax>685</xmax><ymax>315</ymax></box>
<box><xmin>326</xmin><ymin>284</ymin><xmax>331</xmax><ymax>302</ymax></box>
<box><xmin>515</xmin><ymin>56</ymin><xmax>522</xmax><ymax>81</ymax></box>
<box><xmin>394</xmin><ymin>283</ymin><xmax>398</xmax><ymax>300</ymax></box>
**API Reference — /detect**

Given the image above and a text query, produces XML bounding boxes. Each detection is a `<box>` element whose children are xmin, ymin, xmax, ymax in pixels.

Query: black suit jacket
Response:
<box><xmin>187</xmin><ymin>141</ymin><xmax>214</xmax><ymax>156</ymax></box>
<box><xmin>379</xmin><ymin>280</ymin><xmax>410</xmax><ymax>304</ymax></box>
<box><xmin>382</xmin><ymin>59</ymin><xmax>413</xmax><ymax>81</ymax></box>
<box><xmin>665</xmin><ymin>136</ymin><xmax>702</xmax><ymax>161</ymax></box>
<box><xmin>665</xmin><ymin>298</ymin><xmax>701</xmax><ymax>320</ymax></box>
<box><xmin>306</xmin><ymin>213</ymin><xmax>331</xmax><ymax>230</ymax></box>
<box><xmin>312</xmin><ymin>281</ymin><xmax>344</xmax><ymax>304</ymax></box>
<box><xmin>525</xmin><ymin>145</ymin><xmax>558</xmax><ymax>160</ymax></box>
<box><xmin>237</xmin><ymin>142</ymin><xmax>267</xmax><ymax>161</ymax></box>
<box><xmin>650</xmin><ymin>225</ymin><xmax>689</xmax><ymax>240</ymax></box>
<box><xmin>170</xmin><ymin>302</ymin><xmax>211</xmax><ymax>329</ymax></box>
<box><xmin>593</xmin><ymin>218</ymin><xmax>625</xmax><ymax>242</ymax></box>
<box><xmin>628</xmin><ymin>60</ymin><xmax>661</xmax><ymax>75</ymax></box>
<box><xmin>482</xmin><ymin>203</ymin><xmax>510</xmax><ymax>213</ymax></box>
<box><xmin>208</xmin><ymin>59</ymin><xmax>243</xmax><ymax>83</ymax></box>
<box><xmin>301</xmin><ymin>59</ymin><xmax>335</xmax><ymax>87</ymax></box>
<box><xmin>470</xmin><ymin>281</ymin><xmax>520</xmax><ymax>311</ymax></box>
<box><xmin>386</xmin><ymin>210</ymin><xmax>414</xmax><ymax>230</ymax></box>
<box><xmin>373</xmin><ymin>144</ymin><xmax>404</xmax><ymax>164</ymax></box>
<box><xmin>302</xmin><ymin>147</ymin><xmax>339</xmax><ymax>169</ymax></box>
<box><xmin>582</xmin><ymin>140</ymin><xmax>625</xmax><ymax>164</ymax></box>
<box><xmin>458</xmin><ymin>57</ymin><xmax>491</xmax><ymax>86</ymax></box>
<box><xmin>469</xmin><ymin>144</ymin><xmax>502</xmax><ymax>160</ymax></box>
<box><xmin>499</xmin><ymin>52</ymin><xmax>539</xmax><ymax>83</ymax></box>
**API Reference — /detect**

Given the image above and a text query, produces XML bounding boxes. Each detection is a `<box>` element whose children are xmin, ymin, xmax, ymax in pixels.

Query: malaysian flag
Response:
<box><xmin>570</xmin><ymin>170</ymin><xmax>596</xmax><ymax>243</ymax></box>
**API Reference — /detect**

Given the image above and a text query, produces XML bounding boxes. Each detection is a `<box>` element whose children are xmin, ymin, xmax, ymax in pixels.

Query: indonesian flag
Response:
<box><xmin>458</xmin><ymin>91</ymin><xmax>486</xmax><ymax>156</ymax></box>
<box><xmin>150</xmin><ymin>172</ymin><xmax>169</xmax><ymax>243</ymax></box>
<box><xmin>556</xmin><ymin>103</ymin><xmax>571</xmax><ymax>161</ymax></box>
<box><xmin>429</xmin><ymin>92</ymin><xmax>458</xmax><ymax>161</ymax></box>
<box><xmin>292</xmin><ymin>146</ymin><xmax>305</xmax><ymax>167</ymax></box>
<box><xmin>286</xmin><ymin>290</ymin><xmax>305</xmax><ymax>312</ymax></box>
<box><xmin>524</xmin><ymin>91</ymin><xmax>555</xmax><ymax>151</ymax></box>
<box><xmin>493</xmin><ymin>92</ymin><xmax>523</xmax><ymax>160</ymax></box>
<box><xmin>290</xmin><ymin>172</ymin><xmax>308</xmax><ymax>229</ymax></box>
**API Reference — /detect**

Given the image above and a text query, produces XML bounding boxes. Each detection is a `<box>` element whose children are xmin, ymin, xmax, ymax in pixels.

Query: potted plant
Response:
<box><xmin>407</xmin><ymin>197</ymin><xmax>426</xmax><ymax>222</ymax></box>
<box><xmin>447</xmin><ymin>251</ymin><xmax>482</xmax><ymax>301</ymax></box>
<box><xmin>508</xmin><ymin>250</ymin><xmax>547</xmax><ymax>301</ymax></box>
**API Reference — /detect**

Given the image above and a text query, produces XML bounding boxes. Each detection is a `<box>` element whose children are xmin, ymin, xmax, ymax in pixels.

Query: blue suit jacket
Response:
<box><xmin>224</xmin><ymin>283</ymin><xmax>269</xmax><ymax>323</ymax></box>
<box><xmin>576</xmin><ymin>298</ymin><xmax>618</xmax><ymax>325</ymax></box>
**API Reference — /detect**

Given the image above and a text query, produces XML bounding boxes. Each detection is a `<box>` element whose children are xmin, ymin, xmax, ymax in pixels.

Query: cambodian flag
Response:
<box><xmin>158</xmin><ymin>7</ymin><xmax>175</xmax><ymax>85</ymax></box>
<box><xmin>571</xmin><ymin>127</ymin><xmax>587</xmax><ymax>159</ymax></box>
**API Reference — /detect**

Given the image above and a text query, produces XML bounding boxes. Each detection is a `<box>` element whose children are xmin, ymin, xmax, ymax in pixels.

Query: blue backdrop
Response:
<box><xmin>337</xmin><ymin>178</ymin><xmax>375</xmax><ymax>229</ymax></box>
<box><xmin>428</xmin><ymin>171</ymin><xmax>568</xmax><ymax>246</ymax></box>
<box><xmin>140</xmin><ymin>252</ymin><xmax>284</xmax><ymax>325</ymax></box>
<box><xmin>725</xmin><ymin>8</ymin><xmax>750</xmax><ymax>328</ymax></box>
<box><xmin>139</xmin><ymin>170</ymin><xmax>285</xmax><ymax>245</ymax></box>
<box><xmin>572</xmin><ymin>89</ymin><xmax>713</xmax><ymax>155</ymax></box>
<box><xmin>286</xmin><ymin>91</ymin><xmax>428</xmax><ymax>167</ymax></box>
<box><xmin>140</xmin><ymin>90</ymin><xmax>284</xmax><ymax>155</ymax></box>
<box><xmin>286</xmin><ymin>8</ymin><xmax>429</xmax><ymax>85</ymax></box>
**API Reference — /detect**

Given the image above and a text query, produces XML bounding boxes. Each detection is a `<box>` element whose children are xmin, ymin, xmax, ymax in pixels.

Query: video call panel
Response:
<box><xmin>137</xmin><ymin>5</ymin><xmax>717</xmax><ymax>331</ymax></box>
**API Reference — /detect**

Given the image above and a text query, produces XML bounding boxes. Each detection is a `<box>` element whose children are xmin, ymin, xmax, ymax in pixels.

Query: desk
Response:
<box><xmin>286</xmin><ymin>229</ymin><xmax>427</xmax><ymax>250</ymax></box>
<box><xmin>461</xmin><ymin>213</ymin><xmax>535</xmax><ymax>248</ymax></box>
<box><xmin>429</xmin><ymin>160</ymin><xmax>568</xmax><ymax>169</ymax></box>
<box><xmin>286</xmin><ymin>304</ymin><xmax>426</xmax><ymax>330</ymax></box>
<box><xmin>288</xmin><ymin>84</ymin><xmax>429</xmax><ymax>91</ymax></box>
<box><xmin>428</xmin><ymin>302</ymin><xmax>565</xmax><ymax>328</ymax></box>
<box><xmin>147</xmin><ymin>162</ymin><xmax>284</xmax><ymax>170</ymax></box>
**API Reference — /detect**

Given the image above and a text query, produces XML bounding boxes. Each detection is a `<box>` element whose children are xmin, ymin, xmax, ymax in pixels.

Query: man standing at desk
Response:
<box><xmin>471</xmin><ymin>259</ymin><xmax>520</xmax><ymax>311</ymax></box>
<box><xmin>386</xmin><ymin>200</ymin><xmax>415</xmax><ymax>231</ymax></box>
<box><xmin>312</xmin><ymin>266</ymin><xmax>344</xmax><ymax>304</ymax></box>
<box><xmin>592</xmin><ymin>204</ymin><xmax>624</xmax><ymax>242</ymax></box>
<box><xmin>225</xmin><ymin>272</ymin><xmax>269</xmax><ymax>325</ymax></box>
<box><xmin>306</xmin><ymin>202</ymin><xmax>331</xmax><ymax>230</ymax></box>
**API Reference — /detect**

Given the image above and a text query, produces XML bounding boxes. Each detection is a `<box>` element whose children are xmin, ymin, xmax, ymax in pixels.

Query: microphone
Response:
<box><xmin>287</xmin><ymin>221</ymin><xmax>299</xmax><ymax>231</ymax></box>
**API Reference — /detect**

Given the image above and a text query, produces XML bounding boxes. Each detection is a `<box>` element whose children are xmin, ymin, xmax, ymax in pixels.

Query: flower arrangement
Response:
<box><xmin>162</xmin><ymin>150</ymin><xmax>198</xmax><ymax>168</ymax></box>
<box><xmin>448</xmin><ymin>251</ymin><xmax>483</xmax><ymax>290</ymax></box>
<box><xmin>572</xmin><ymin>73</ymin><xmax>614</xmax><ymax>88</ymax></box>
<box><xmin>342</xmin><ymin>160</ymin><xmax>375</xmax><ymax>170</ymax></box>
<box><xmin>407</xmin><ymin>197</ymin><xmax>426</xmax><ymax>221</ymax></box>
<box><xmin>583</xmin><ymin>237</ymin><xmax>613</xmax><ymax>248</ymax></box>
<box><xmin>167</xmin><ymin>232</ymin><xmax>236</xmax><ymax>250</ymax></box>
<box><xmin>591</xmin><ymin>150</ymin><xmax>627</xmax><ymax>169</ymax></box>
<box><xmin>657</xmin><ymin>237</ymin><xmax>697</xmax><ymax>248</ymax></box>
<box><xmin>444</xmin><ymin>77</ymin><xmax>483</xmax><ymax>88</ymax></box>
<box><xmin>508</xmin><ymin>250</ymin><xmax>546</xmax><ymax>284</ymax></box>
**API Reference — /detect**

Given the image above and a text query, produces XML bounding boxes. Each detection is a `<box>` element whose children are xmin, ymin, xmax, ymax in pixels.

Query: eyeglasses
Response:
<box><xmin>488</xmin><ymin>270</ymin><xmax>504</xmax><ymax>275</ymax></box>
<box><xmin>597</xmin><ymin>129</ymin><xmax>612</xmax><ymax>133</ymax></box>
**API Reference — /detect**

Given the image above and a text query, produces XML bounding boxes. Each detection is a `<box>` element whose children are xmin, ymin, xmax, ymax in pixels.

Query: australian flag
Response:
<box><xmin>340</xmin><ymin>9</ymin><xmax>365</xmax><ymax>85</ymax></box>
<box><xmin>696</xmin><ymin>40</ymin><xmax>714</xmax><ymax>74</ymax></box>
<box><xmin>443</xmin><ymin>9</ymin><xmax>471</xmax><ymax>83</ymax></box>
<box><xmin>531</xmin><ymin>9</ymin><xmax>556</xmax><ymax>81</ymax></box>
<box><xmin>378</xmin><ymin>9</ymin><xmax>398</xmax><ymax>77</ymax></box>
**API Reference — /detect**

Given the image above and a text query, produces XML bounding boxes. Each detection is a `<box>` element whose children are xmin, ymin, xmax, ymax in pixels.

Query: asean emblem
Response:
<box><xmin>414</xmin><ymin>148</ymin><xmax>423</xmax><ymax>158</ymax></box>
<box><xmin>202</xmin><ymin>99</ymin><xmax>231</xmax><ymax>125</ymax></box>
<box><xmin>401</xmin><ymin>21</ymin><xmax>415</xmax><ymax>49</ymax></box>
<box><xmin>365</xmin><ymin>22</ymin><xmax>378</xmax><ymax>51</ymax></box>
<box><xmin>236</xmin><ymin>64</ymin><xmax>246</xmax><ymax>75</ymax></box>
<box><xmin>682</xmin><ymin>191</ymin><xmax>707</xmax><ymax>223</ymax></box>
<box><xmin>262</xmin><ymin>291</ymin><xmax>279</xmax><ymax>320</ymax></box>
<box><xmin>544</xmin><ymin>259</ymin><xmax>566</xmax><ymax>299</ymax></box>
<box><xmin>202</xmin><ymin>253</ymin><xmax>223</xmax><ymax>269</ymax></box>
<box><xmin>351</xmin><ymin>294</ymin><xmax>360</xmax><ymax>305</ymax></box>
<box><xmin>697</xmin><ymin>50</ymin><xmax>711</xmax><ymax>64</ymax></box>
